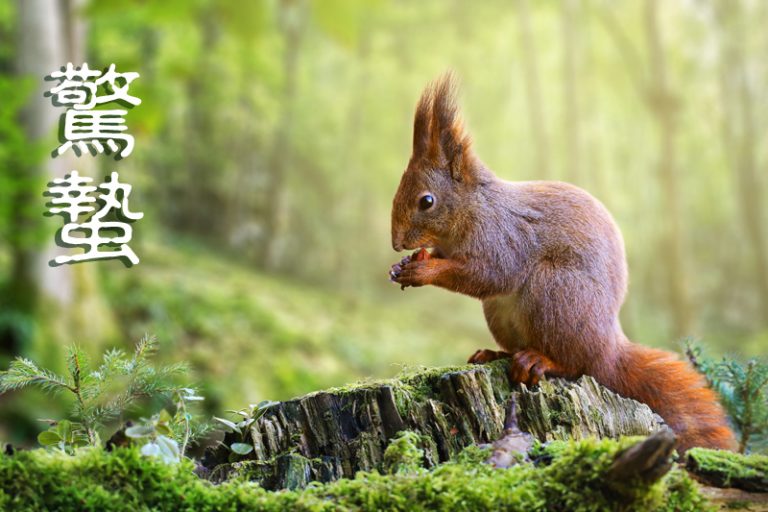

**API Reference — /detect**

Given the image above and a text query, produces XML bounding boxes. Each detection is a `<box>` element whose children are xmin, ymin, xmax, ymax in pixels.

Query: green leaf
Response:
<box><xmin>213</xmin><ymin>416</ymin><xmax>241</xmax><ymax>434</ymax></box>
<box><xmin>156</xmin><ymin>435</ymin><xmax>180</xmax><ymax>464</ymax></box>
<box><xmin>56</xmin><ymin>420</ymin><xmax>72</xmax><ymax>441</ymax></box>
<box><xmin>254</xmin><ymin>401</ymin><xmax>279</xmax><ymax>419</ymax></box>
<box><xmin>141</xmin><ymin>442</ymin><xmax>160</xmax><ymax>457</ymax></box>
<box><xmin>230</xmin><ymin>442</ymin><xmax>254</xmax><ymax>455</ymax></box>
<box><xmin>72</xmin><ymin>429</ymin><xmax>90</xmax><ymax>447</ymax></box>
<box><xmin>126</xmin><ymin>425</ymin><xmax>156</xmax><ymax>438</ymax></box>
<box><xmin>180</xmin><ymin>388</ymin><xmax>204</xmax><ymax>401</ymax></box>
<box><xmin>156</xmin><ymin>423</ymin><xmax>173</xmax><ymax>437</ymax></box>
<box><xmin>37</xmin><ymin>430</ymin><xmax>62</xmax><ymax>446</ymax></box>
<box><xmin>256</xmin><ymin>400</ymin><xmax>279</xmax><ymax>409</ymax></box>
<box><xmin>157</xmin><ymin>409</ymin><xmax>172</xmax><ymax>424</ymax></box>
<box><xmin>238</xmin><ymin>418</ymin><xmax>255</xmax><ymax>430</ymax></box>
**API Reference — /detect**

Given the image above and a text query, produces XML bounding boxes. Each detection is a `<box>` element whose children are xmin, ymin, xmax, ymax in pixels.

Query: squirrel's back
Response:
<box><xmin>483</xmin><ymin>180</ymin><xmax>736</xmax><ymax>452</ymax></box>
<box><xmin>472</xmin><ymin>180</ymin><xmax>628</xmax><ymax>303</ymax></box>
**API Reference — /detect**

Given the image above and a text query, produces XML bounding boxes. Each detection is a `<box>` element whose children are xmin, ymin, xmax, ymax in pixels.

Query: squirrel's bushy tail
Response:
<box><xmin>604</xmin><ymin>341</ymin><xmax>737</xmax><ymax>453</ymax></box>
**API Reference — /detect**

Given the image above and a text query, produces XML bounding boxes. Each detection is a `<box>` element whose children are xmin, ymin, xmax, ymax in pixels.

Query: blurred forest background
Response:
<box><xmin>0</xmin><ymin>0</ymin><xmax>766</xmax><ymax>445</ymax></box>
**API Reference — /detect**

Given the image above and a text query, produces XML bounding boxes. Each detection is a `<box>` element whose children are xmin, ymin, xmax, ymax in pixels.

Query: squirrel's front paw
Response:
<box><xmin>508</xmin><ymin>349</ymin><xmax>564</xmax><ymax>387</ymax></box>
<box><xmin>392</xmin><ymin>260</ymin><xmax>431</xmax><ymax>289</ymax></box>
<box><xmin>389</xmin><ymin>249</ymin><xmax>431</xmax><ymax>290</ymax></box>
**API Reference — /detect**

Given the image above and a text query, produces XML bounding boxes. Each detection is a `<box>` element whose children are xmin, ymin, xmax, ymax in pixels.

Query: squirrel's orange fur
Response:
<box><xmin>390</xmin><ymin>73</ymin><xmax>736</xmax><ymax>453</ymax></box>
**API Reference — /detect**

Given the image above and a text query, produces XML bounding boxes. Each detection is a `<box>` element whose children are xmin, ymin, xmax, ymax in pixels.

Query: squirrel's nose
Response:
<box><xmin>392</xmin><ymin>234</ymin><xmax>404</xmax><ymax>252</ymax></box>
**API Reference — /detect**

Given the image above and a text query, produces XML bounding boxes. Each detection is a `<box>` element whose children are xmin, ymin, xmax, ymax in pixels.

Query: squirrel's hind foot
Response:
<box><xmin>508</xmin><ymin>349</ymin><xmax>567</xmax><ymax>387</ymax></box>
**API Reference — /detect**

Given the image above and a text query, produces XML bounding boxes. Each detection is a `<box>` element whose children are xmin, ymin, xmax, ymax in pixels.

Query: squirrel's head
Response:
<box><xmin>391</xmin><ymin>72</ymin><xmax>490</xmax><ymax>252</ymax></box>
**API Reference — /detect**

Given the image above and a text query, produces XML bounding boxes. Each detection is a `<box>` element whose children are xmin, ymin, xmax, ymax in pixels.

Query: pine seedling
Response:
<box><xmin>0</xmin><ymin>335</ymin><xmax>193</xmax><ymax>451</ymax></box>
<box><xmin>686</xmin><ymin>340</ymin><xmax>768</xmax><ymax>453</ymax></box>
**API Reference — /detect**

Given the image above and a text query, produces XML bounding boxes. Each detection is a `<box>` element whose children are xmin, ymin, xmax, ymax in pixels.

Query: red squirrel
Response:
<box><xmin>389</xmin><ymin>73</ymin><xmax>736</xmax><ymax>453</ymax></box>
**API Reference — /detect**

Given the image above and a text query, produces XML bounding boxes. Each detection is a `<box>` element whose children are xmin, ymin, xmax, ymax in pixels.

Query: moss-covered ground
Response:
<box><xmin>0</xmin><ymin>435</ymin><xmax>716</xmax><ymax>512</ymax></box>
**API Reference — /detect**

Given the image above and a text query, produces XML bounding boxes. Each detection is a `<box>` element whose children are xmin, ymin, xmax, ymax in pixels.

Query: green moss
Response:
<box><xmin>686</xmin><ymin>448</ymin><xmax>768</xmax><ymax>490</ymax></box>
<box><xmin>320</xmin><ymin>363</ymin><xmax>474</xmax><ymax>398</ymax></box>
<box><xmin>452</xmin><ymin>443</ymin><xmax>493</xmax><ymax>465</ymax></box>
<box><xmin>311</xmin><ymin>361</ymin><xmax>506</xmax><ymax>420</ymax></box>
<box><xmin>687</xmin><ymin>448</ymin><xmax>767</xmax><ymax>481</ymax></box>
<box><xmin>220</xmin><ymin>451</ymin><xmax>331</xmax><ymax>491</ymax></box>
<box><xmin>383</xmin><ymin>431</ymin><xmax>426</xmax><ymax>474</ymax></box>
<box><xmin>660</xmin><ymin>467</ymin><xmax>714</xmax><ymax>512</ymax></box>
<box><xmin>320</xmin><ymin>358</ymin><xmax>512</xmax><ymax>398</ymax></box>
<box><xmin>0</xmin><ymin>437</ymin><xmax>714</xmax><ymax>512</ymax></box>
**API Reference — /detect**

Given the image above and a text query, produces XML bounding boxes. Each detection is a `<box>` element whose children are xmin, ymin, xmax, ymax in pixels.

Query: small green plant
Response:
<box><xmin>123</xmin><ymin>387</ymin><xmax>210</xmax><ymax>464</ymax></box>
<box><xmin>35</xmin><ymin>419</ymin><xmax>88</xmax><ymax>453</ymax></box>
<box><xmin>0</xmin><ymin>335</ymin><xmax>207</xmax><ymax>457</ymax></box>
<box><xmin>125</xmin><ymin>409</ymin><xmax>181</xmax><ymax>464</ymax></box>
<box><xmin>686</xmin><ymin>341</ymin><xmax>768</xmax><ymax>453</ymax></box>
<box><xmin>214</xmin><ymin>400</ymin><xmax>278</xmax><ymax>461</ymax></box>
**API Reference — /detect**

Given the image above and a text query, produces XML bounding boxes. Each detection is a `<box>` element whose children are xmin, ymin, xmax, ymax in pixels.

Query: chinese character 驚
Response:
<box><xmin>46</xmin><ymin>63</ymin><xmax>141</xmax><ymax>158</ymax></box>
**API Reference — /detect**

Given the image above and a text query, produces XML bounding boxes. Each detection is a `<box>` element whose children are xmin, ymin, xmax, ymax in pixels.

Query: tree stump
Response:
<box><xmin>206</xmin><ymin>360</ymin><xmax>665</xmax><ymax>490</ymax></box>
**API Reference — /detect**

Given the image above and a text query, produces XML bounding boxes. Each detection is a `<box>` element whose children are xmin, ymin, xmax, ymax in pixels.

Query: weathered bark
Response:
<box><xmin>206</xmin><ymin>361</ymin><xmax>665</xmax><ymax>490</ymax></box>
<box><xmin>606</xmin><ymin>427</ymin><xmax>676</xmax><ymax>484</ymax></box>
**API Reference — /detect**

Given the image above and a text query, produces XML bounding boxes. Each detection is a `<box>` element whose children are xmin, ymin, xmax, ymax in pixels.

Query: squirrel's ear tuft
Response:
<box><xmin>411</xmin><ymin>84</ymin><xmax>433</xmax><ymax>162</ymax></box>
<box><xmin>410</xmin><ymin>71</ymin><xmax>477</xmax><ymax>182</ymax></box>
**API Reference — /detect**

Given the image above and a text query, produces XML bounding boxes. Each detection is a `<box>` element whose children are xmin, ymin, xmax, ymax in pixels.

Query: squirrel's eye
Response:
<box><xmin>419</xmin><ymin>194</ymin><xmax>435</xmax><ymax>211</ymax></box>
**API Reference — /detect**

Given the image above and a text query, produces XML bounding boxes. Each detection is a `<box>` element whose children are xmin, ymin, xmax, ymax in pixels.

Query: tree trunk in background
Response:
<box><xmin>561</xmin><ymin>0</ymin><xmax>581</xmax><ymax>185</ymax></box>
<box><xmin>259</xmin><ymin>0</ymin><xmax>305</xmax><ymax>271</ymax></box>
<box><xmin>334</xmin><ymin>23</ymin><xmax>372</xmax><ymax>291</ymax></box>
<box><xmin>181</xmin><ymin>12</ymin><xmax>219</xmax><ymax>236</ymax></box>
<box><xmin>580</xmin><ymin>12</ymin><xmax>609</xmax><ymax>203</ymax></box>
<box><xmin>9</xmin><ymin>0</ymin><xmax>67</xmax><ymax>338</ymax></box>
<box><xmin>7</xmin><ymin>0</ymin><xmax>117</xmax><ymax>358</ymax></box>
<box><xmin>582</xmin><ymin>7</ymin><xmax>643</xmax><ymax>336</ymax></box>
<box><xmin>643</xmin><ymin>0</ymin><xmax>692</xmax><ymax>338</ymax></box>
<box><xmin>7</xmin><ymin>0</ymin><xmax>74</xmax><ymax>357</ymax></box>
<box><xmin>515</xmin><ymin>0</ymin><xmax>550</xmax><ymax>179</ymax></box>
<box><xmin>715</xmin><ymin>1</ymin><xmax>768</xmax><ymax>321</ymax></box>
